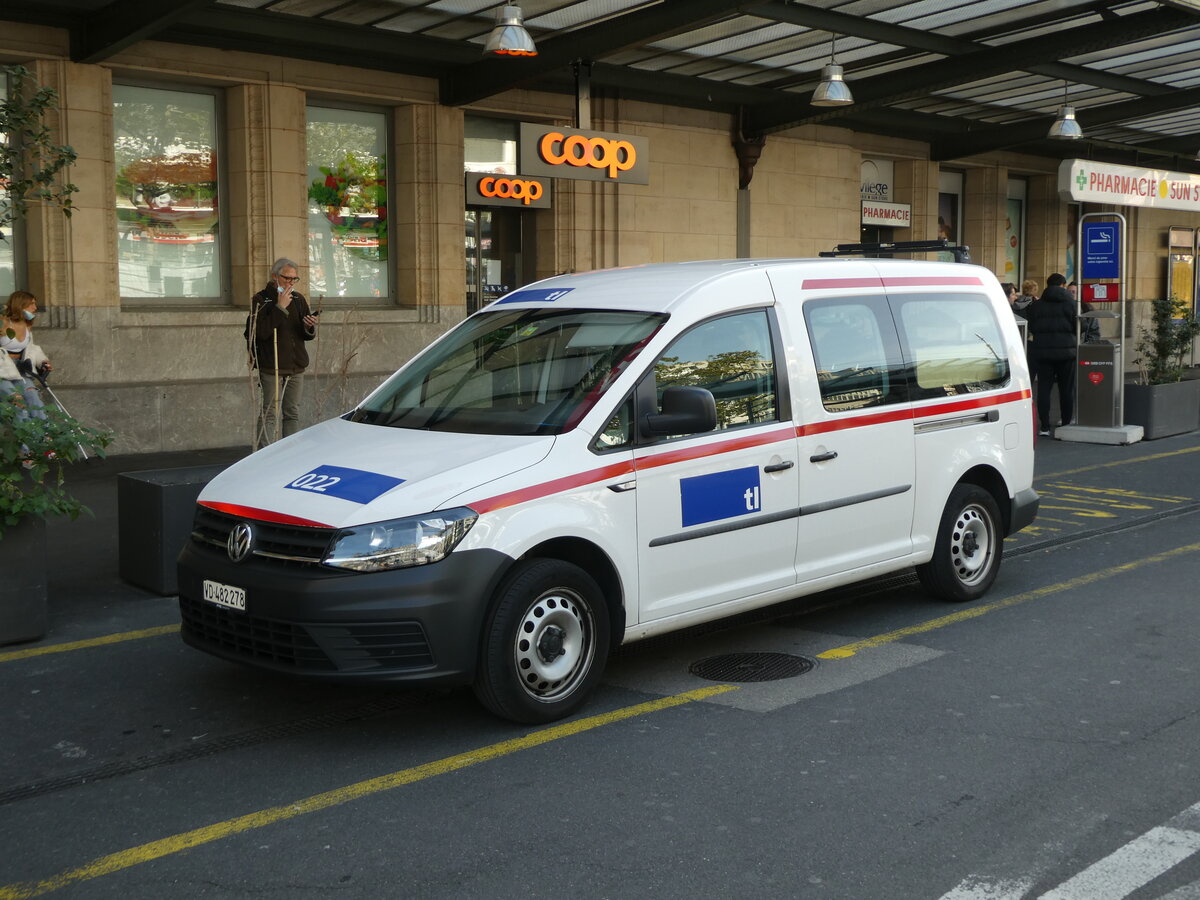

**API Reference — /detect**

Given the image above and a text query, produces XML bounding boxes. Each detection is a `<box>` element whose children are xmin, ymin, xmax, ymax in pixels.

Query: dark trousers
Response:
<box><xmin>1034</xmin><ymin>356</ymin><xmax>1075</xmax><ymax>430</ymax></box>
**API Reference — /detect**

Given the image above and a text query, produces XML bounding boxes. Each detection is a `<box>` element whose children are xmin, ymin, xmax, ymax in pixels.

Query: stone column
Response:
<box><xmin>226</xmin><ymin>83</ymin><xmax>307</xmax><ymax>306</ymax></box>
<box><xmin>965</xmin><ymin>166</ymin><xmax>1005</xmax><ymax>276</ymax></box>
<box><xmin>894</xmin><ymin>160</ymin><xmax>938</xmax><ymax>244</ymax></box>
<box><xmin>25</xmin><ymin>59</ymin><xmax>118</xmax><ymax>327</ymax></box>
<box><xmin>395</xmin><ymin>103</ymin><xmax>464</xmax><ymax>322</ymax></box>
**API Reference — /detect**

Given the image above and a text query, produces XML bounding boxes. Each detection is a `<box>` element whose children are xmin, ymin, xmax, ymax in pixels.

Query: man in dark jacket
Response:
<box><xmin>1025</xmin><ymin>273</ymin><xmax>1077</xmax><ymax>436</ymax></box>
<box><xmin>248</xmin><ymin>257</ymin><xmax>318</xmax><ymax>444</ymax></box>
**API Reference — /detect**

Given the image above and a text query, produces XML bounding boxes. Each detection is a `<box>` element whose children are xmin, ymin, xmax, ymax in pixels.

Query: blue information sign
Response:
<box><xmin>1081</xmin><ymin>222</ymin><xmax>1121</xmax><ymax>279</ymax></box>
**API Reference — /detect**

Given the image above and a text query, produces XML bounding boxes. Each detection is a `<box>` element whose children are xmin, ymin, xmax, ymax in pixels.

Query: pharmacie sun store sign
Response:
<box><xmin>1059</xmin><ymin>159</ymin><xmax>1200</xmax><ymax>211</ymax></box>
<box><xmin>519</xmin><ymin>123</ymin><xmax>650</xmax><ymax>185</ymax></box>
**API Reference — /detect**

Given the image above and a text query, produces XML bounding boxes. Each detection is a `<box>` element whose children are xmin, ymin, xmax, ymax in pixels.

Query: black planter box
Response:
<box><xmin>0</xmin><ymin>514</ymin><xmax>48</xmax><ymax>646</ymax></box>
<box><xmin>1124</xmin><ymin>379</ymin><xmax>1200</xmax><ymax>440</ymax></box>
<box><xmin>118</xmin><ymin>465</ymin><xmax>228</xmax><ymax>595</ymax></box>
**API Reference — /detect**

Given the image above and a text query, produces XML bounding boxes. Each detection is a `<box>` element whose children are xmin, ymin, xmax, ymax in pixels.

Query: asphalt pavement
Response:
<box><xmin>5</xmin><ymin>429</ymin><xmax>1200</xmax><ymax>899</ymax></box>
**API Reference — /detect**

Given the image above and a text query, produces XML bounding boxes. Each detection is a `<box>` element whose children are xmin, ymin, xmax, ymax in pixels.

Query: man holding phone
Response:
<box><xmin>247</xmin><ymin>257</ymin><xmax>318</xmax><ymax>445</ymax></box>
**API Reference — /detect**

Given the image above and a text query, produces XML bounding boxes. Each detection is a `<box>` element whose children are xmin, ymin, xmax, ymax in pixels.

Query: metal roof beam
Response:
<box><xmin>72</xmin><ymin>0</ymin><xmax>219</xmax><ymax>64</ymax></box>
<box><xmin>931</xmin><ymin>85</ymin><xmax>1200</xmax><ymax>159</ymax></box>
<box><xmin>743</xmin><ymin>5</ymin><xmax>1194</xmax><ymax>135</ymax></box>
<box><xmin>441</xmin><ymin>0</ymin><xmax>751</xmax><ymax>107</ymax></box>
<box><xmin>157</xmin><ymin>6</ymin><xmax>479</xmax><ymax>75</ymax></box>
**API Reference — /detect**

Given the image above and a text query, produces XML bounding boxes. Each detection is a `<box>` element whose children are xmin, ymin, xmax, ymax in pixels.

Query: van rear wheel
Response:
<box><xmin>917</xmin><ymin>484</ymin><xmax>1003</xmax><ymax>603</ymax></box>
<box><xmin>473</xmin><ymin>559</ymin><xmax>610</xmax><ymax>724</ymax></box>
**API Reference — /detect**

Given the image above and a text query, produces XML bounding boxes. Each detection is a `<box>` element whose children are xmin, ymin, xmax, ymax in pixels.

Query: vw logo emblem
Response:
<box><xmin>227</xmin><ymin>522</ymin><xmax>254</xmax><ymax>563</ymax></box>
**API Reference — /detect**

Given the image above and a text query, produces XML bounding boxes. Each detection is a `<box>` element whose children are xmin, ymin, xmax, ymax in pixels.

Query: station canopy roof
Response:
<box><xmin>11</xmin><ymin>0</ymin><xmax>1200</xmax><ymax>172</ymax></box>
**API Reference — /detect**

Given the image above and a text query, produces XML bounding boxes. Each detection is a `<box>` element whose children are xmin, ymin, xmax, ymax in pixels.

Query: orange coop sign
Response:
<box><xmin>519</xmin><ymin>123</ymin><xmax>650</xmax><ymax>185</ymax></box>
<box><xmin>466</xmin><ymin>173</ymin><xmax>552</xmax><ymax>209</ymax></box>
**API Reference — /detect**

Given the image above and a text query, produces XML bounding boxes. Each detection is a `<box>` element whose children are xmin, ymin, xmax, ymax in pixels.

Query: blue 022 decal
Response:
<box><xmin>284</xmin><ymin>465</ymin><xmax>405</xmax><ymax>504</ymax></box>
<box><xmin>497</xmin><ymin>287</ymin><xmax>574</xmax><ymax>304</ymax></box>
<box><xmin>679</xmin><ymin>466</ymin><xmax>762</xmax><ymax>527</ymax></box>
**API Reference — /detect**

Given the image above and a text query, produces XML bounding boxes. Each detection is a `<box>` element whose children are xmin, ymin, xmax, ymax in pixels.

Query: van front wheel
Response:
<box><xmin>917</xmin><ymin>484</ymin><xmax>1003</xmax><ymax>603</ymax></box>
<box><xmin>473</xmin><ymin>559</ymin><xmax>611</xmax><ymax>724</ymax></box>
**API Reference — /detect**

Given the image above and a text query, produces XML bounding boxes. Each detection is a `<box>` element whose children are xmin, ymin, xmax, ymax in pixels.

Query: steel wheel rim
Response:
<box><xmin>513</xmin><ymin>588</ymin><xmax>595</xmax><ymax>703</ymax></box>
<box><xmin>951</xmin><ymin>503</ymin><xmax>994</xmax><ymax>586</ymax></box>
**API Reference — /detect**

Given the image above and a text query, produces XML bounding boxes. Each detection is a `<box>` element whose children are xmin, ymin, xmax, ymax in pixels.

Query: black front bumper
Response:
<box><xmin>177</xmin><ymin>540</ymin><xmax>512</xmax><ymax>684</ymax></box>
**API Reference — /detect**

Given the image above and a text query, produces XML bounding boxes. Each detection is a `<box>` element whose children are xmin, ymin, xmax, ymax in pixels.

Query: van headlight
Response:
<box><xmin>323</xmin><ymin>508</ymin><xmax>478</xmax><ymax>572</ymax></box>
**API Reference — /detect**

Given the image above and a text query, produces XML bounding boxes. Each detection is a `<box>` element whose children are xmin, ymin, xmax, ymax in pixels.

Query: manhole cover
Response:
<box><xmin>689</xmin><ymin>652</ymin><xmax>814</xmax><ymax>683</ymax></box>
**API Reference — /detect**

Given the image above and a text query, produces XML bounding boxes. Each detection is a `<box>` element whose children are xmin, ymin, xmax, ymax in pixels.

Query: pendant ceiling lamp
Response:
<box><xmin>484</xmin><ymin>4</ymin><xmax>537</xmax><ymax>57</ymax></box>
<box><xmin>1048</xmin><ymin>81</ymin><xmax>1084</xmax><ymax>140</ymax></box>
<box><xmin>810</xmin><ymin>34</ymin><xmax>854</xmax><ymax>107</ymax></box>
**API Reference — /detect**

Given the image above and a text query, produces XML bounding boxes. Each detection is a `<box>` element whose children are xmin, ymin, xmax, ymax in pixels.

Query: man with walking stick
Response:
<box><xmin>247</xmin><ymin>258</ymin><xmax>318</xmax><ymax>446</ymax></box>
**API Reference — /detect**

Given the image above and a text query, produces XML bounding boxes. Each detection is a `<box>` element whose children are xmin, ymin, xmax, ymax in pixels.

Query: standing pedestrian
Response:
<box><xmin>1015</xmin><ymin>279</ymin><xmax>1037</xmax><ymax>316</ymax></box>
<box><xmin>248</xmin><ymin>258</ymin><xmax>318</xmax><ymax>444</ymax></box>
<box><xmin>1025</xmin><ymin>273</ymin><xmax>1077</xmax><ymax>436</ymax></box>
<box><xmin>1</xmin><ymin>290</ymin><xmax>51</xmax><ymax>424</ymax></box>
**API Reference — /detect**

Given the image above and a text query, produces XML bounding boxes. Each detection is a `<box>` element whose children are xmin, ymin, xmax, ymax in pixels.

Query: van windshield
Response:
<box><xmin>348</xmin><ymin>308</ymin><xmax>667</xmax><ymax>435</ymax></box>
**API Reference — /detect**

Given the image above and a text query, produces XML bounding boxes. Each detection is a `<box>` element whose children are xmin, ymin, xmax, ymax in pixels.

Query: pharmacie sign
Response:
<box><xmin>1059</xmin><ymin>159</ymin><xmax>1200</xmax><ymax>211</ymax></box>
<box><xmin>519</xmin><ymin>123</ymin><xmax>650</xmax><ymax>185</ymax></box>
<box><xmin>861</xmin><ymin>201</ymin><xmax>911</xmax><ymax>227</ymax></box>
<box><xmin>465</xmin><ymin>172</ymin><xmax>552</xmax><ymax>208</ymax></box>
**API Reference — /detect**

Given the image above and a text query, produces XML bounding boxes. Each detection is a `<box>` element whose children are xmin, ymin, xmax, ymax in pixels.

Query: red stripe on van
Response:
<box><xmin>882</xmin><ymin>276</ymin><xmax>984</xmax><ymax>287</ymax></box>
<box><xmin>800</xmin><ymin>275</ymin><xmax>984</xmax><ymax>290</ymax></box>
<box><xmin>801</xmin><ymin>277</ymin><xmax>884</xmax><ymax>290</ymax></box>
<box><xmin>634</xmin><ymin>425</ymin><xmax>796</xmax><ymax>470</ymax></box>
<box><xmin>468</xmin><ymin>460</ymin><xmax>636</xmax><ymax>515</ymax></box>
<box><xmin>798</xmin><ymin>406</ymin><xmax>914</xmax><ymax>436</ymax></box>
<box><xmin>465</xmin><ymin>392</ymin><xmax>1030</xmax><ymax>515</ymax></box>
<box><xmin>199</xmin><ymin>500</ymin><xmax>332</xmax><ymax>528</ymax></box>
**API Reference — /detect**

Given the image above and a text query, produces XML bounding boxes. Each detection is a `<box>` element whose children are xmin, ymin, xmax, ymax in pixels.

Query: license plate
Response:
<box><xmin>202</xmin><ymin>579</ymin><xmax>246</xmax><ymax>611</ymax></box>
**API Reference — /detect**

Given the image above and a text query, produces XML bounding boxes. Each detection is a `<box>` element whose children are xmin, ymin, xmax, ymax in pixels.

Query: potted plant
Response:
<box><xmin>1126</xmin><ymin>295</ymin><xmax>1200</xmax><ymax>439</ymax></box>
<box><xmin>1</xmin><ymin>64</ymin><xmax>95</xmax><ymax>646</ymax></box>
<box><xmin>0</xmin><ymin>398</ymin><xmax>111</xmax><ymax>645</ymax></box>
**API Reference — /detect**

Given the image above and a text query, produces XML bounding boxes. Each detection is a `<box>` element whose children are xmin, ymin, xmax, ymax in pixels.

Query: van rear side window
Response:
<box><xmin>805</xmin><ymin>296</ymin><xmax>907</xmax><ymax>412</ymax></box>
<box><xmin>893</xmin><ymin>294</ymin><xmax>1009</xmax><ymax>399</ymax></box>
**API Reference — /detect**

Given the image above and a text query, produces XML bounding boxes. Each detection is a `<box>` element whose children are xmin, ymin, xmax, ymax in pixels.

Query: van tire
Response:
<box><xmin>473</xmin><ymin>559</ymin><xmax>610</xmax><ymax>724</ymax></box>
<box><xmin>917</xmin><ymin>484</ymin><xmax>1003</xmax><ymax>603</ymax></box>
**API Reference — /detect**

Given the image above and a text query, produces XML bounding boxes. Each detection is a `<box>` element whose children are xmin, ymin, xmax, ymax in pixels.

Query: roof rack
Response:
<box><xmin>818</xmin><ymin>239</ymin><xmax>972</xmax><ymax>264</ymax></box>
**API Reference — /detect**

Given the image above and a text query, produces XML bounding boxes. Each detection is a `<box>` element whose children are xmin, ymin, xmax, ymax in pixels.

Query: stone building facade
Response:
<box><xmin>3</xmin><ymin>19</ymin><xmax>1196</xmax><ymax>454</ymax></box>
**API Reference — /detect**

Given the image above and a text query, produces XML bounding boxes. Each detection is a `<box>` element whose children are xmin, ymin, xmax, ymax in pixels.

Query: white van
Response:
<box><xmin>179</xmin><ymin>258</ymin><xmax>1038</xmax><ymax>723</ymax></box>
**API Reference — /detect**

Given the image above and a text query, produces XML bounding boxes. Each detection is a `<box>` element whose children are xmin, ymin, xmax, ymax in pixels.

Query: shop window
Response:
<box><xmin>113</xmin><ymin>84</ymin><xmax>223</xmax><ymax>302</ymax></box>
<box><xmin>306</xmin><ymin>105</ymin><xmax>389</xmax><ymax>300</ymax></box>
<box><xmin>464</xmin><ymin>116</ymin><xmax>518</xmax><ymax>175</ymax></box>
<box><xmin>1</xmin><ymin>73</ymin><xmax>19</xmax><ymax>297</ymax></box>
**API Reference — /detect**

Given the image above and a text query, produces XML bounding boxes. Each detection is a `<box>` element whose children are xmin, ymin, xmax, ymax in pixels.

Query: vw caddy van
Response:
<box><xmin>178</xmin><ymin>258</ymin><xmax>1038</xmax><ymax>723</ymax></box>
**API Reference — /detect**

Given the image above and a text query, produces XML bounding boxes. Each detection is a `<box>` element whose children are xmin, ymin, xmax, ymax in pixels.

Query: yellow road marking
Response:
<box><xmin>0</xmin><ymin>684</ymin><xmax>736</xmax><ymax>900</ymax></box>
<box><xmin>818</xmin><ymin>540</ymin><xmax>1200</xmax><ymax>660</ymax></box>
<box><xmin>1041</xmin><ymin>444</ymin><xmax>1200</xmax><ymax>479</ymax></box>
<box><xmin>0</xmin><ymin>625</ymin><xmax>180</xmax><ymax>664</ymax></box>
<box><xmin>1038</xmin><ymin>504</ymin><xmax>1116</xmax><ymax>518</ymax></box>
<box><xmin>1043</xmin><ymin>484</ymin><xmax>1191</xmax><ymax>504</ymax></box>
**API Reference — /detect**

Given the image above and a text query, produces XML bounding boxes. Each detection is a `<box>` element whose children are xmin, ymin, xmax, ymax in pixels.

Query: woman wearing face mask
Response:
<box><xmin>1</xmin><ymin>290</ymin><xmax>51</xmax><ymax>424</ymax></box>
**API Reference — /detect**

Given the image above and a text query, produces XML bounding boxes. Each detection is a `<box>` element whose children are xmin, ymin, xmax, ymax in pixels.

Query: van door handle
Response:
<box><xmin>763</xmin><ymin>461</ymin><xmax>795</xmax><ymax>473</ymax></box>
<box><xmin>809</xmin><ymin>451</ymin><xmax>838</xmax><ymax>463</ymax></box>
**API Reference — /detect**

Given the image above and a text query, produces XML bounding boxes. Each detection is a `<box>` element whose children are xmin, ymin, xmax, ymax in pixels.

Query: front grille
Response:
<box><xmin>180</xmin><ymin>596</ymin><xmax>435</xmax><ymax>673</ymax></box>
<box><xmin>181</xmin><ymin>595</ymin><xmax>334</xmax><ymax>670</ymax></box>
<box><xmin>192</xmin><ymin>506</ymin><xmax>337</xmax><ymax>567</ymax></box>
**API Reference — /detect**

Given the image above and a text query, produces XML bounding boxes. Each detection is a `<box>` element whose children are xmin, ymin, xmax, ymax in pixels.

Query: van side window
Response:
<box><xmin>651</xmin><ymin>309</ymin><xmax>778</xmax><ymax>434</ymax></box>
<box><xmin>805</xmin><ymin>297</ymin><xmax>907</xmax><ymax>412</ymax></box>
<box><xmin>894</xmin><ymin>294</ymin><xmax>1010</xmax><ymax>399</ymax></box>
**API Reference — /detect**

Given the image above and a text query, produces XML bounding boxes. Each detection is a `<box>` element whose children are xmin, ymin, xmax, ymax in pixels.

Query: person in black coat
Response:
<box><xmin>1025</xmin><ymin>273</ymin><xmax>1077</xmax><ymax>435</ymax></box>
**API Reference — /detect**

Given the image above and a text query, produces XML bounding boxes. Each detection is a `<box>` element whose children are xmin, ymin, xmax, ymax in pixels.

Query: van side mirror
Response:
<box><xmin>642</xmin><ymin>386</ymin><xmax>718</xmax><ymax>436</ymax></box>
